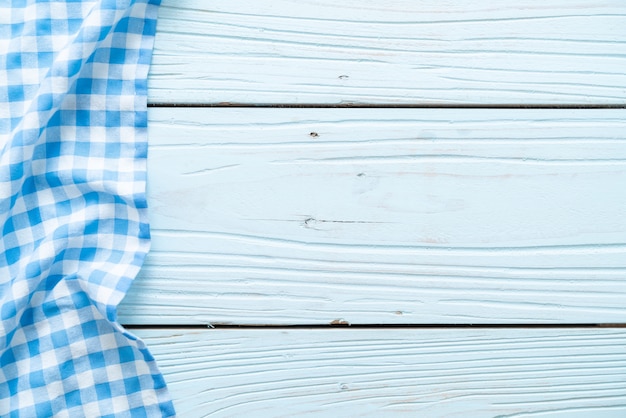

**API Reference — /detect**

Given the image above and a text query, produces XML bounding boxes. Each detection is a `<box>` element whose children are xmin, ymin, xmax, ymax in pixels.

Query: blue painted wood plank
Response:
<box><xmin>118</xmin><ymin>108</ymin><xmax>626</xmax><ymax>325</ymax></box>
<box><xmin>135</xmin><ymin>328</ymin><xmax>626</xmax><ymax>417</ymax></box>
<box><xmin>149</xmin><ymin>0</ymin><xmax>626</xmax><ymax>105</ymax></box>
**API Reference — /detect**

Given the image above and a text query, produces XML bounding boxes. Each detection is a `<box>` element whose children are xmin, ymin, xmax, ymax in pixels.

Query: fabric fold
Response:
<box><xmin>1</xmin><ymin>0</ymin><xmax>174</xmax><ymax>415</ymax></box>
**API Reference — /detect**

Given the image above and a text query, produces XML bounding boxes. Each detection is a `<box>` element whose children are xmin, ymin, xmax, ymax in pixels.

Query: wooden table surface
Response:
<box><xmin>119</xmin><ymin>1</ymin><xmax>626</xmax><ymax>416</ymax></box>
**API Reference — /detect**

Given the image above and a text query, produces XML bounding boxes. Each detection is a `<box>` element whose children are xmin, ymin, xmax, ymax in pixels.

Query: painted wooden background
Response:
<box><xmin>134</xmin><ymin>328</ymin><xmax>626</xmax><ymax>417</ymax></box>
<box><xmin>119</xmin><ymin>108</ymin><xmax>626</xmax><ymax>325</ymax></box>
<box><xmin>119</xmin><ymin>0</ymin><xmax>626</xmax><ymax>416</ymax></box>
<box><xmin>148</xmin><ymin>0</ymin><xmax>626</xmax><ymax>105</ymax></box>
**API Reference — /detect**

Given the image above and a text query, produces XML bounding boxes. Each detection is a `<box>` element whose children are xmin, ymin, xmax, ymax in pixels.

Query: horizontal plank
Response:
<box><xmin>149</xmin><ymin>0</ymin><xmax>626</xmax><ymax>105</ymax></box>
<box><xmin>135</xmin><ymin>328</ymin><xmax>626</xmax><ymax>417</ymax></box>
<box><xmin>118</xmin><ymin>108</ymin><xmax>626</xmax><ymax>325</ymax></box>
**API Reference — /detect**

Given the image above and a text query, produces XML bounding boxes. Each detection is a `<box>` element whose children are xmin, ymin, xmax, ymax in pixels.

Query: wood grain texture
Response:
<box><xmin>117</xmin><ymin>108</ymin><xmax>626</xmax><ymax>325</ymax></box>
<box><xmin>135</xmin><ymin>328</ymin><xmax>626</xmax><ymax>417</ymax></box>
<box><xmin>148</xmin><ymin>0</ymin><xmax>626</xmax><ymax>105</ymax></box>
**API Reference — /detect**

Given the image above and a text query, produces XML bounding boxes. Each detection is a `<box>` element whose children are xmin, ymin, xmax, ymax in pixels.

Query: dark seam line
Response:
<box><xmin>147</xmin><ymin>103</ymin><xmax>626</xmax><ymax>109</ymax></box>
<box><xmin>124</xmin><ymin>323</ymin><xmax>626</xmax><ymax>330</ymax></box>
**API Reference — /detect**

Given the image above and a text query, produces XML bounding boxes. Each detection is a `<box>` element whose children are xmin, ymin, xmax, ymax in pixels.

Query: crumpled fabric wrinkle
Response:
<box><xmin>1</xmin><ymin>0</ymin><xmax>174</xmax><ymax>416</ymax></box>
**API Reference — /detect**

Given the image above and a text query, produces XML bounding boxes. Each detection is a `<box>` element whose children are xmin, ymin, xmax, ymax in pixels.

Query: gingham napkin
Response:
<box><xmin>0</xmin><ymin>1</ymin><xmax>174</xmax><ymax>415</ymax></box>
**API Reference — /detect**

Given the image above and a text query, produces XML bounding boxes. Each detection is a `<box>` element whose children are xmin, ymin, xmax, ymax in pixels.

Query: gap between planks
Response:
<box><xmin>124</xmin><ymin>323</ymin><xmax>626</xmax><ymax>330</ymax></box>
<box><xmin>147</xmin><ymin>103</ymin><xmax>626</xmax><ymax>109</ymax></box>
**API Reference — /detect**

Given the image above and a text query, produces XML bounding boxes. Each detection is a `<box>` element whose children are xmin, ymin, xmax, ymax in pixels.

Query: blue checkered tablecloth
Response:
<box><xmin>0</xmin><ymin>0</ymin><xmax>175</xmax><ymax>415</ymax></box>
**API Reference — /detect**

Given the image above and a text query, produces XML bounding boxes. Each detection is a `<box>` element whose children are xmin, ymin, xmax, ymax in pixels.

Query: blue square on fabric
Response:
<box><xmin>139</xmin><ymin>221</ymin><xmax>150</xmax><ymax>238</ymax></box>
<box><xmin>33</xmin><ymin>143</ymin><xmax>47</xmax><ymax>160</ymax></box>
<box><xmin>8</xmin><ymin>85</ymin><xmax>24</xmax><ymax>101</ymax></box>
<box><xmin>102</xmin><ymin>169</ymin><xmax>118</xmax><ymax>182</ymax></box>
<box><xmin>106</xmin><ymin>79</ymin><xmax>123</xmax><ymax>95</ymax></box>
<box><xmin>27</xmin><ymin>208</ymin><xmax>43</xmax><ymax>226</ymax></box>
<box><xmin>10</xmin><ymin>407</ymin><xmax>24</xmax><ymax>418</ymax></box>
<box><xmin>118</xmin><ymin>346</ymin><xmax>135</xmax><ymax>363</ymax></box>
<box><xmin>46</xmin><ymin>141</ymin><xmax>62</xmax><ymax>158</ymax></box>
<box><xmin>28</xmin><ymin>339</ymin><xmax>40</xmax><ymax>357</ymax></box>
<box><xmin>81</xmin><ymin>320</ymin><xmax>100</xmax><ymax>339</ymax></box>
<box><xmin>24</xmin><ymin>260</ymin><xmax>42</xmax><ymax>278</ymax></box>
<box><xmin>129</xmin><ymin>407</ymin><xmax>149</xmax><ymax>418</ymax></box>
<box><xmin>36</xmin><ymin>18</ymin><xmax>51</xmax><ymax>35</ymax></box>
<box><xmin>143</xmin><ymin>18</ymin><xmax>157</xmax><ymax>36</ymax></box>
<box><xmin>151</xmin><ymin>372</ymin><xmax>168</xmax><ymax>390</ymax></box>
<box><xmin>67</xmin><ymin>59</ymin><xmax>82</xmax><ymax>77</ymax></box>
<box><xmin>71</xmin><ymin>291</ymin><xmax>91</xmax><ymax>310</ymax></box>
<box><xmin>6</xmin><ymin>52</ymin><xmax>22</xmax><ymax>69</ymax></box>
<box><xmin>67</xmin><ymin>18</ymin><xmax>82</xmax><ymax>32</ymax></box>
<box><xmin>115</xmin><ymin>17</ymin><xmax>130</xmax><ymax>33</ymax></box>
<box><xmin>124</xmin><ymin>377</ymin><xmax>141</xmax><ymax>394</ymax></box>
<box><xmin>37</xmin><ymin>93</ymin><xmax>53</xmax><ymax>111</ymax></box>
<box><xmin>79</xmin><ymin>247</ymin><xmax>97</xmax><ymax>261</ymax></box>
<box><xmin>43</xmin><ymin>274</ymin><xmax>64</xmax><ymax>293</ymax></box>
<box><xmin>135</xmin><ymin>110</ymin><xmax>147</xmax><ymax>126</ymax></box>
<box><xmin>108</xmin><ymin>249</ymin><xmax>124</xmax><ymax>263</ymax></box>
<box><xmin>74</xmin><ymin>168</ymin><xmax>88</xmax><ymax>183</ymax></box>
<box><xmin>35</xmin><ymin>401</ymin><xmax>53</xmax><ymax>417</ymax></box>
<box><xmin>3</xmin><ymin>217</ymin><xmax>15</xmax><ymax>235</ymax></box>
<box><xmin>10</xmin><ymin>129</ymin><xmax>24</xmax><ymax>146</ymax></box>
<box><xmin>105</xmin><ymin>142</ymin><xmax>121</xmax><ymax>157</ymax></box>
<box><xmin>105</xmin><ymin>111</ymin><xmax>120</xmax><ymax>127</ymax></box>
<box><xmin>76</xmin><ymin>110</ymin><xmax>90</xmax><ymax>126</ymax></box>
<box><xmin>97</xmin><ymin>24</ymin><xmax>111</xmax><ymax>41</ymax></box>
<box><xmin>51</xmin><ymin>228</ymin><xmax>69</xmax><ymax>246</ymax></box>
<box><xmin>10</xmin><ymin>20</ymin><xmax>24</xmax><ymax>36</ymax></box>
<box><xmin>109</xmin><ymin>47</ymin><xmax>126</xmax><ymax>64</ymax></box>
<box><xmin>48</xmin><ymin>110</ymin><xmax>62</xmax><ymax>127</ymax></box>
<box><xmin>114</xmin><ymin>219</ymin><xmax>128</xmax><ymax>235</ymax></box>
<box><xmin>10</xmin><ymin>162</ymin><xmax>23</xmax><ymax>180</ymax></box>
<box><xmin>41</xmin><ymin>300</ymin><xmax>60</xmax><ymax>319</ymax></box>
<box><xmin>64</xmin><ymin>390</ymin><xmax>82</xmax><ymax>408</ymax></box>
<box><xmin>89</xmin><ymin>110</ymin><xmax>105</xmax><ymax>125</ymax></box>
<box><xmin>53</xmin><ymin>200</ymin><xmax>72</xmax><ymax>217</ymax></box>
<box><xmin>84</xmin><ymin>191</ymin><xmax>100</xmax><ymax>205</ymax></box>
<box><xmin>50</xmin><ymin>330</ymin><xmax>69</xmax><ymax>348</ymax></box>
<box><xmin>113</xmin><ymin>195</ymin><xmax>127</xmax><ymax>206</ymax></box>
<box><xmin>95</xmin><ymin>382</ymin><xmax>112</xmax><ymax>400</ymax></box>
<box><xmin>75</xmin><ymin>77</ymin><xmax>92</xmax><ymax>93</ymax></box>
<box><xmin>7</xmin><ymin>378</ymin><xmax>18</xmax><ymax>398</ymax></box>
<box><xmin>20</xmin><ymin>307</ymin><xmax>35</xmax><ymax>327</ymax></box>
<box><xmin>51</xmin><ymin>193</ymin><xmax>72</xmax><ymax>216</ymax></box>
<box><xmin>130</xmin><ymin>17</ymin><xmax>147</xmax><ymax>35</ymax></box>
<box><xmin>60</xmin><ymin>359</ymin><xmax>76</xmax><ymax>380</ymax></box>
<box><xmin>9</xmin><ymin>342</ymin><xmax>29</xmax><ymax>361</ymax></box>
<box><xmin>90</xmin><ymin>270</ymin><xmax>106</xmax><ymax>286</ymax></box>
<box><xmin>29</xmin><ymin>370</ymin><xmax>46</xmax><ymax>388</ymax></box>
<box><xmin>2</xmin><ymin>247</ymin><xmax>22</xmax><ymax>266</ymax></box>
<box><xmin>1</xmin><ymin>349</ymin><xmax>16</xmax><ymax>365</ymax></box>
<box><xmin>21</xmin><ymin>176</ymin><xmax>36</xmax><ymax>195</ymax></box>
<box><xmin>88</xmin><ymin>352</ymin><xmax>106</xmax><ymax>369</ymax></box>
<box><xmin>115</xmin><ymin>277</ymin><xmax>133</xmax><ymax>293</ymax></box>
<box><xmin>84</xmin><ymin>219</ymin><xmax>99</xmax><ymax>235</ymax></box>
<box><xmin>75</xmin><ymin>141</ymin><xmax>90</xmax><ymax>156</ymax></box>
<box><xmin>1</xmin><ymin>300</ymin><xmax>17</xmax><ymax>320</ymax></box>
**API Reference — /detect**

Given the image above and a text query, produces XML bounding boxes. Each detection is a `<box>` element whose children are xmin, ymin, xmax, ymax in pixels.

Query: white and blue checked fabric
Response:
<box><xmin>0</xmin><ymin>0</ymin><xmax>175</xmax><ymax>415</ymax></box>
